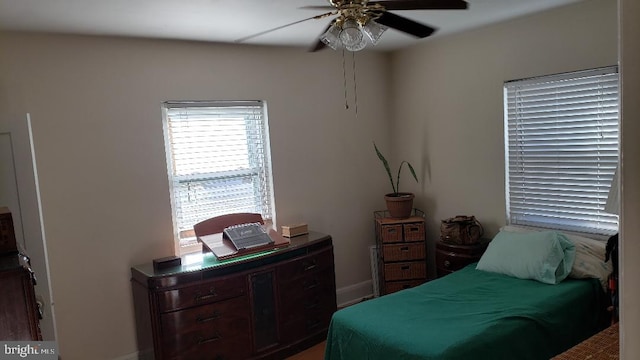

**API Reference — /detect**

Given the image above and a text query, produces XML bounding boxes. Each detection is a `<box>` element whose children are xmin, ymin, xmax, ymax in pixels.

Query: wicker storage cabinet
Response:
<box><xmin>375</xmin><ymin>210</ymin><xmax>427</xmax><ymax>295</ymax></box>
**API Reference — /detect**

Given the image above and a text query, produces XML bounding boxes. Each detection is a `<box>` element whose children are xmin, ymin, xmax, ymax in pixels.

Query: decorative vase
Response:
<box><xmin>384</xmin><ymin>193</ymin><xmax>415</xmax><ymax>219</ymax></box>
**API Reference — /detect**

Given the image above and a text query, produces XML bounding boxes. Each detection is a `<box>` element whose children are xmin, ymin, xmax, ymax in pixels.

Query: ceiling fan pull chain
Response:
<box><xmin>352</xmin><ymin>51</ymin><xmax>358</xmax><ymax>118</ymax></box>
<box><xmin>342</xmin><ymin>48</ymin><xmax>349</xmax><ymax>110</ymax></box>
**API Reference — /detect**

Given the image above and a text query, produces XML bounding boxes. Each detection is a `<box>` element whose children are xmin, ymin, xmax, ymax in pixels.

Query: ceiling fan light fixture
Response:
<box><xmin>339</xmin><ymin>18</ymin><xmax>364</xmax><ymax>49</ymax></box>
<box><xmin>362</xmin><ymin>20</ymin><xmax>388</xmax><ymax>45</ymax></box>
<box><xmin>320</xmin><ymin>23</ymin><xmax>342</xmax><ymax>50</ymax></box>
<box><xmin>344</xmin><ymin>33</ymin><xmax>367</xmax><ymax>51</ymax></box>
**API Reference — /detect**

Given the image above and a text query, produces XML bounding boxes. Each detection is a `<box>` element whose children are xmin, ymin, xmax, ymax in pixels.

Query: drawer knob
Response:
<box><xmin>444</xmin><ymin>260</ymin><xmax>451</xmax><ymax>268</ymax></box>
<box><xmin>194</xmin><ymin>287</ymin><xmax>217</xmax><ymax>302</ymax></box>
<box><xmin>303</xmin><ymin>279</ymin><xmax>320</xmax><ymax>290</ymax></box>
<box><xmin>306</xmin><ymin>319</ymin><xmax>321</xmax><ymax>330</ymax></box>
<box><xmin>196</xmin><ymin>332</ymin><xmax>222</xmax><ymax>344</ymax></box>
<box><xmin>400</xmin><ymin>246</ymin><xmax>409</xmax><ymax>252</ymax></box>
<box><xmin>303</xmin><ymin>259</ymin><xmax>317</xmax><ymax>271</ymax></box>
<box><xmin>304</xmin><ymin>299</ymin><xmax>320</xmax><ymax>310</ymax></box>
<box><xmin>401</xmin><ymin>265</ymin><xmax>410</xmax><ymax>270</ymax></box>
<box><xmin>196</xmin><ymin>310</ymin><xmax>221</xmax><ymax>323</ymax></box>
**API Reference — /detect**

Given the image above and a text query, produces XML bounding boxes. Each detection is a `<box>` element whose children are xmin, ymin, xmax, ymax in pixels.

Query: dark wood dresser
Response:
<box><xmin>131</xmin><ymin>231</ymin><xmax>337</xmax><ymax>360</ymax></box>
<box><xmin>435</xmin><ymin>240</ymin><xmax>489</xmax><ymax>278</ymax></box>
<box><xmin>0</xmin><ymin>207</ymin><xmax>42</xmax><ymax>341</ymax></box>
<box><xmin>375</xmin><ymin>210</ymin><xmax>427</xmax><ymax>295</ymax></box>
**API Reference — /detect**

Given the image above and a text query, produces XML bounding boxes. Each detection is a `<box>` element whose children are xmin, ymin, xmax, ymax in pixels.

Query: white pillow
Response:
<box><xmin>477</xmin><ymin>230</ymin><xmax>575</xmax><ymax>284</ymax></box>
<box><xmin>500</xmin><ymin>225</ymin><xmax>612</xmax><ymax>290</ymax></box>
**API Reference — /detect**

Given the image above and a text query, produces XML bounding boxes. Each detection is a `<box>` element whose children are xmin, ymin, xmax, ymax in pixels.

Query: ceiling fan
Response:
<box><xmin>236</xmin><ymin>0</ymin><xmax>469</xmax><ymax>52</ymax></box>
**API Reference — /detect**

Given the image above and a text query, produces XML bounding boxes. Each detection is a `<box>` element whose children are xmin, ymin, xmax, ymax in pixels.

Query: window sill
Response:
<box><xmin>178</xmin><ymin>238</ymin><xmax>202</xmax><ymax>256</ymax></box>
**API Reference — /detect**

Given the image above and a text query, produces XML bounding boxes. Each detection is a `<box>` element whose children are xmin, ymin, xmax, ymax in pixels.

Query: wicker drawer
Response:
<box><xmin>160</xmin><ymin>297</ymin><xmax>251</xmax><ymax>359</ymax></box>
<box><xmin>157</xmin><ymin>275</ymin><xmax>246</xmax><ymax>312</ymax></box>
<box><xmin>384</xmin><ymin>261</ymin><xmax>426</xmax><ymax>281</ymax></box>
<box><xmin>380</xmin><ymin>224</ymin><xmax>403</xmax><ymax>243</ymax></box>
<box><xmin>384</xmin><ymin>279</ymin><xmax>426</xmax><ymax>294</ymax></box>
<box><xmin>403</xmin><ymin>223</ymin><xmax>425</xmax><ymax>242</ymax></box>
<box><xmin>382</xmin><ymin>243</ymin><xmax>425</xmax><ymax>262</ymax></box>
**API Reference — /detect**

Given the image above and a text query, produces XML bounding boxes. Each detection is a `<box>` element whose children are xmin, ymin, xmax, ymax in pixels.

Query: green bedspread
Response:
<box><xmin>325</xmin><ymin>265</ymin><xmax>605</xmax><ymax>360</ymax></box>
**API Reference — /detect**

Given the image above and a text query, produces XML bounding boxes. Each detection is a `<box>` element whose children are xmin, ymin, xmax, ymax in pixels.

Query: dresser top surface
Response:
<box><xmin>132</xmin><ymin>231</ymin><xmax>331</xmax><ymax>279</ymax></box>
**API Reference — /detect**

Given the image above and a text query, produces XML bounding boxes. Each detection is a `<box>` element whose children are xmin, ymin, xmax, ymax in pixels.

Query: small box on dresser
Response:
<box><xmin>375</xmin><ymin>209</ymin><xmax>428</xmax><ymax>295</ymax></box>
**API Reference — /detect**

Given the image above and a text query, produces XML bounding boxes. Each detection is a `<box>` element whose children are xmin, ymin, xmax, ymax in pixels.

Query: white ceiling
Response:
<box><xmin>0</xmin><ymin>0</ymin><xmax>581</xmax><ymax>51</ymax></box>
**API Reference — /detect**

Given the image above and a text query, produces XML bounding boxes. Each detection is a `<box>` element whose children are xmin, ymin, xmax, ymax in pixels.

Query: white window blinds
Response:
<box><xmin>505</xmin><ymin>67</ymin><xmax>619</xmax><ymax>235</ymax></box>
<box><xmin>162</xmin><ymin>101</ymin><xmax>274</xmax><ymax>244</ymax></box>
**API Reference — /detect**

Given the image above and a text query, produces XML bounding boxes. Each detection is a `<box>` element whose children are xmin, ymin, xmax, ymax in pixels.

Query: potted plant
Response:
<box><xmin>374</xmin><ymin>142</ymin><xmax>419</xmax><ymax>219</ymax></box>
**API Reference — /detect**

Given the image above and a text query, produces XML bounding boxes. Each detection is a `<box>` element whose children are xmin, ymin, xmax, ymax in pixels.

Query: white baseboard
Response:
<box><xmin>336</xmin><ymin>279</ymin><xmax>373</xmax><ymax>308</ymax></box>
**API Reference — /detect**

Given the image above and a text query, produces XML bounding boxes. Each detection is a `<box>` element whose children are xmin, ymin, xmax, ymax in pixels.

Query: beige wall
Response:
<box><xmin>0</xmin><ymin>33</ymin><xmax>391</xmax><ymax>359</ymax></box>
<box><xmin>391</xmin><ymin>0</ymin><xmax>640</xmax><ymax>357</ymax></box>
<box><xmin>1</xmin><ymin>0</ymin><xmax>637</xmax><ymax>358</ymax></box>
<box><xmin>619</xmin><ymin>0</ymin><xmax>640</xmax><ymax>357</ymax></box>
<box><xmin>389</xmin><ymin>0</ymin><xmax>617</xmax><ymax>273</ymax></box>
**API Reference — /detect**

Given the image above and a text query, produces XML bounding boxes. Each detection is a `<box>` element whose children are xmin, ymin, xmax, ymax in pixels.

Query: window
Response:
<box><xmin>162</xmin><ymin>101</ymin><xmax>275</xmax><ymax>247</ymax></box>
<box><xmin>504</xmin><ymin>67</ymin><xmax>619</xmax><ymax>236</ymax></box>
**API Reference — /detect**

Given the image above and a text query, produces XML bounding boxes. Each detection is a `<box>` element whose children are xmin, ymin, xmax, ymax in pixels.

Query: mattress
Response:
<box><xmin>325</xmin><ymin>265</ymin><xmax>606</xmax><ymax>360</ymax></box>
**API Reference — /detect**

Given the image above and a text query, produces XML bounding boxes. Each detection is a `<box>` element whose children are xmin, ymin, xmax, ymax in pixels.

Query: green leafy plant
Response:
<box><xmin>374</xmin><ymin>142</ymin><xmax>418</xmax><ymax>196</ymax></box>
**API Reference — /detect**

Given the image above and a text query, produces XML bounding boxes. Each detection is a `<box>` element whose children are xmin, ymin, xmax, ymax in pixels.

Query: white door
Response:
<box><xmin>0</xmin><ymin>113</ymin><xmax>57</xmax><ymax>340</ymax></box>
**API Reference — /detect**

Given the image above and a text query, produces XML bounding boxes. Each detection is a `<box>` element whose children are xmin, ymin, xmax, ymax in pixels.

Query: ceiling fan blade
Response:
<box><xmin>235</xmin><ymin>11</ymin><xmax>335</xmax><ymax>43</ymax></box>
<box><xmin>375</xmin><ymin>11</ymin><xmax>436</xmax><ymax>38</ymax></box>
<box><xmin>370</xmin><ymin>0</ymin><xmax>468</xmax><ymax>10</ymax></box>
<box><xmin>299</xmin><ymin>5</ymin><xmax>337</xmax><ymax>10</ymax></box>
<box><xmin>309</xmin><ymin>23</ymin><xmax>333</xmax><ymax>52</ymax></box>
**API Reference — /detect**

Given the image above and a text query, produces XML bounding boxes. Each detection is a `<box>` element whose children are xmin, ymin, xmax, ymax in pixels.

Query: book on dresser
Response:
<box><xmin>199</xmin><ymin>227</ymin><xmax>290</xmax><ymax>260</ymax></box>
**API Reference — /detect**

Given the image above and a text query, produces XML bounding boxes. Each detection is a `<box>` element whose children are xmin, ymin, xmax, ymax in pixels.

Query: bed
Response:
<box><xmin>325</xmin><ymin>229</ymin><xmax>611</xmax><ymax>360</ymax></box>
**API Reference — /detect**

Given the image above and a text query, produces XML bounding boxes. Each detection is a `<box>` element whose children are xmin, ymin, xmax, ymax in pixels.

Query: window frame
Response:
<box><xmin>504</xmin><ymin>66</ymin><xmax>619</xmax><ymax>236</ymax></box>
<box><xmin>162</xmin><ymin>100</ymin><xmax>276</xmax><ymax>253</ymax></box>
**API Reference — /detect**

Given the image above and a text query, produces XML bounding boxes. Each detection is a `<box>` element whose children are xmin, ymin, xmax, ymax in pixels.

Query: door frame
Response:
<box><xmin>0</xmin><ymin>113</ymin><xmax>57</xmax><ymax>340</ymax></box>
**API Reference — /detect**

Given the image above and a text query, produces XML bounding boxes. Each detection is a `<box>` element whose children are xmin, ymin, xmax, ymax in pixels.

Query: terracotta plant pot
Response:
<box><xmin>384</xmin><ymin>193</ymin><xmax>415</xmax><ymax>219</ymax></box>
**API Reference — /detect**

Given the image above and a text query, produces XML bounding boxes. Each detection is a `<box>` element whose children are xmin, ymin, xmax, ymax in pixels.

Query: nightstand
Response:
<box><xmin>374</xmin><ymin>209</ymin><xmax>427</xmax><ymax>295</ymax></box>
<box><xmin>435</xmin><ymin>239</ymin><xmax>489</xmax><ymax>278</ymax></box>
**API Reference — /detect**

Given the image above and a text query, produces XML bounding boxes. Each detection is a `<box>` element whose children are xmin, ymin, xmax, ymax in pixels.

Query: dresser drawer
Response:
<box><xmin>279</xmin><ymin>283</ymin><xmax>335</xmax><ymax>323</ymax></box>
<box><xmin>160</xmin><ymin>297</ymin><xmax>250</xmax><ymax>359</ymax></box>
<box><xmin>277</xmin><ymin>248</ymin><xmax>333</xmax><ymax>282</ymax></box>
<box><xmin>435</xmin><ymin>240</ymin><xmax>489</xmax><ymax>277</ymax></box>
<box><xmin>157</xmin><ymin>275</ymin><xmax>246</xmax><ymax>312</ymax></box>
<box><xmin>382</xmin><ymin>243</ymin><xmax>425</xmax><ymax>262</ymax></box>
<box><xmin>436</xmin><ymin>249</ymin><xmax>481</xmax><ymax>273</ymax></box>
<box><xmin>279</xmin><ymin>266</ymin><xmax>334</xmax><ymax>294</ymax></box>
<box><xmin>279</xmin><ymin>307</ymin><xmax>333</xmax><ymax>344</ymax></box>
<box><xmin>384</xmin><ymin>261</ymin><xmax>426</xmax><ymax>281</ymax></box>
